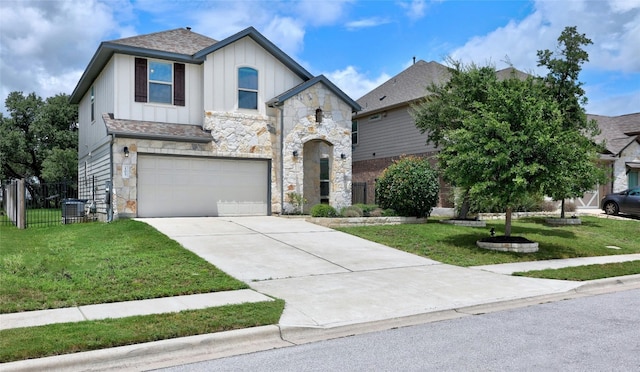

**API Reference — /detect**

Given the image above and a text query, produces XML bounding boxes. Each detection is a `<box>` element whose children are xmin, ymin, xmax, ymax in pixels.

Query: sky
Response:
<box><xmin>1</xmin><ymin>0</ymin><xmax>639</xmax><ymax>117</ymax></box>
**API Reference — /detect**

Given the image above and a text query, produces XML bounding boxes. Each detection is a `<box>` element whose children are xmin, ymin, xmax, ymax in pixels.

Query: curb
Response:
<box><xmin>0</xmin><ymin>325</ymin><xmax>291</xmax><ymax>372</ymax></box>
<box><xmin>2</xmin><ymin>275</ymin><xmax>639</xmax><ymax>371</ymax></box>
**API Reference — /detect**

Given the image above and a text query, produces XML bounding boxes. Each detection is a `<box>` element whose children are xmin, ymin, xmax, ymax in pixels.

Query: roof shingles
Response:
<box><xmin>109</xmin><ymin>28</ymin><xmax>217</xmax><ymax>56</ymax></box>
<box><xmin>102</xmin><ymin>113</ymin><xmax>212</xmax><ymax>143</ymax></box>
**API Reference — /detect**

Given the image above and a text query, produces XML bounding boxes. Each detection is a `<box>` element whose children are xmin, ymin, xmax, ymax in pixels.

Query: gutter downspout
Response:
<box><xmin>107</xmin><ymin>134</ymin><xmax>114</xmax><ymax>222</ymax></box>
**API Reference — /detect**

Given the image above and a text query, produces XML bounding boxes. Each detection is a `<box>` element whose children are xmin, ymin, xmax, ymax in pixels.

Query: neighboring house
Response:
<box><xmin>70</xmin><ymin>27</ymin><xmax>360</xmax><ymax>220</ymax></box>
<box><xmin>351</xmin><ymin>59</ymin><xmax>526</xmax><ymax>206</ymax></box>
<box><xmin>585</xmin><ymin>113</ymin><xmax>640</xmax><ymax>206</ymax></box>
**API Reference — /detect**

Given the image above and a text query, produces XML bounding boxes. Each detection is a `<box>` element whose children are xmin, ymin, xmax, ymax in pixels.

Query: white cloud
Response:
<box><xmin>449</xmin><ymin>0</ymin><xmax>640</xmax><ymax>73</ymax></box>
<box><xmin>447</xmin><ymin>0</ymin><xmax>640</xmax><ymax>115</ymax></box>
<box><xmin>399</xmin><ymin>0</ymin><xmax>427</xmax><ymax>20</ymax></box>
<box><xmin>296</xmin><ymin>0</ymin><xmax>351</xmax><ymax>26</ymax></box>
<box><xmin>0</xmin><ymin>0</ymin><xmax>124</xmax><ymax>110</ymax></box>
<box><xmin>324</xmin><ymin>66</ymin><xmax>391</xmax><ymax>100</ymax></box>
<box><xmin>345</xmin><ymin>17</ymin><xmax>392</xmax><ymax>30</ymax></box>
<box><xmin>264</xmin><ymin>17</ymin><xmax>306</xmax><ymax>58</ymax></box>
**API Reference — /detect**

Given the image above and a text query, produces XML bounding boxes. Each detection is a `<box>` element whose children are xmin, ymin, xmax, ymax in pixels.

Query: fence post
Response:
<box><xmin>17</xmin><ymin>179</ymin><xmax>26</xmax><ymax>229</ymax></box>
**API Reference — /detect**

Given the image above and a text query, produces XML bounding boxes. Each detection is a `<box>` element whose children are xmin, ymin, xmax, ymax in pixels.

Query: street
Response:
<box><xmin>154</xmin><ymin>289</ymin><xmax>640</xmax><ymax>371</ymax></box>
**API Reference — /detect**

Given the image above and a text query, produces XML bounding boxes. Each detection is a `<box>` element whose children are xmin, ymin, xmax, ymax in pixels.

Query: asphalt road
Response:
<box><xmin>154</xmin><ymin>289</ymin><xmax>640</xmax><ymax>372</ymax></box>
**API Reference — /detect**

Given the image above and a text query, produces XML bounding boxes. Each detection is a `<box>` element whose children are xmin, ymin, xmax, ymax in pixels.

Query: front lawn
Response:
<box><xmin>0</xmin><ymin>219</ymin><xmax>247</xmax><ymax>313</ymax></box>
<box><xmin>338</xmin><ymin>216</ymin><xmax>640</xmax><ymax>267</ymax></box>
<box><xmin>0</xmin><ymin>219</ymin><xmax>284</xmax><ymax>362</ymax></box>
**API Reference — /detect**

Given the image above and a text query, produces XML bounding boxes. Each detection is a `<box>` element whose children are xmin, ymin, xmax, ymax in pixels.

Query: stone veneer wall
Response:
<box><xmin>613</xmin><ymin>141</ymin><xmax>640</xmax><ymax>192</ymax></box>
<box><xmin>280</xmin><ymin>83</ymin><xmax>353</xmax><ymax>213</ymax></box>
<box><xmin>111</xmin><ymin>85</ymin><xmax>354</xmax><ymax>217</ymax></box>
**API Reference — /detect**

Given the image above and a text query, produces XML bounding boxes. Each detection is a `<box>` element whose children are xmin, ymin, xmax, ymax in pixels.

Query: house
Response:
<box><xmin>352</xmin><ymin>59</ymin><xmax>638</xmax><ymax>210</ymax></box>
<box><xmin>586</xmin><ymin>113</ymin><xmax>640</xmax><ymax>204</ymax></box>
<box><xmin>70</xmin><ymin>27</ymin><xmax>360</xmax><ymax>220</ymax></box>
<box><xmin>351</xmin><ymin>59</ymin><xmax>527</xmax><ymax>206</ymax></box>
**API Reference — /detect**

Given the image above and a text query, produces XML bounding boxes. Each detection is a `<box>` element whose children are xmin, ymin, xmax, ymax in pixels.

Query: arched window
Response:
<box><xmin>238</xmin><ymin>67</ymin><xmax>258</xmax><ymax>109</ymax></box>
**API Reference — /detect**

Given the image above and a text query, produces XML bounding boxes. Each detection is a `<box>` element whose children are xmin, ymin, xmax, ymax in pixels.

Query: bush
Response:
<box><xmin>310</xmin><ymin>204</ymin><xmax>337</xmax><ymax>217</ymax></box>
<box><xmin>540</xmin><ymin>200</ymin><xmax>559</xmax><ymax>212</ymax></box>
<box><xmin>353</xmin><ymin>204</ymin><xmax>379</xmax><ymax>217</ymax></box>
<box><xmin>564</xmin><ymin>201</ymin><xmax>577</xmax><ymax>212</ymax></box>
<box><xmin>340</xmin><ymin>205</ymin><xmax>363</xmax><ymax>217</ymax></box>
<box><xmin>375</xmin><ymin>156</ymin><xmax>439</xmax><ymax>217</ymax></box>
<box><xmin>369</xmin><ymin>208</ymin><xmax>383</xmax><ymax>217</ymax></box>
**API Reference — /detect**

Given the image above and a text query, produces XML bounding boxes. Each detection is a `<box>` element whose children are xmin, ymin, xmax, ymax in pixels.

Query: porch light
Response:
<box><xmin>124</xmin><ymin>146</ymin><xmax>130</xmax><ymax>157</ymax></box>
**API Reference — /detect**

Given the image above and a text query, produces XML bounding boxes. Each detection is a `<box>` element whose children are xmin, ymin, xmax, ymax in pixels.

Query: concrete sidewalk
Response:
<box><xmin>2</xmin><ymin>216</ymin><xmax>639</xmax><ymax>371</ymax></box>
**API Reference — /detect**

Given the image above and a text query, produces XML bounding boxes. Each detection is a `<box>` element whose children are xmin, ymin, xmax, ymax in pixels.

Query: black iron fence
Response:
<box><xmin>1</xmin><ymin>177</ymin><xmax>96</xmax><ymax>228</ymax></box>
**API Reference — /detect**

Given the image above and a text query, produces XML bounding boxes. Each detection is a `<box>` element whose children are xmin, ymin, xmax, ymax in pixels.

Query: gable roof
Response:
<box><xmin>589</xmin><ymin>112</ymin><xmax>640</xmax><ymax>156</ymax></box>
<box><xmin>267</xmin><ymin>75</ymin><xmax>361</xmax><ymax>112</ymax></box>
<box><xmin>354</xmin><ymin>61</ymin><xmax>531</xmax><ymax>119</ymax></box>
<box><xmin>70</xmin><ymin>27</ymin><xmax>314</xmax><ymax>104</ymax></box>
<box><xmin>354</xmin><ymin>60</ymin><xmax>450</xmax><ymax>118</ymax></box>
<box><xmin>195</xmin><ymin>27</ymin><xmax>313</xmax><ymax>81</ymax></box>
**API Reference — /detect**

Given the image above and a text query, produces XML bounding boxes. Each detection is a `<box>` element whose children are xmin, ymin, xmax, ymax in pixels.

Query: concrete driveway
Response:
<box><xmin>140</xmin><ymin>217</ymin><xmax>582</xmax><ymax>341</ymax></box>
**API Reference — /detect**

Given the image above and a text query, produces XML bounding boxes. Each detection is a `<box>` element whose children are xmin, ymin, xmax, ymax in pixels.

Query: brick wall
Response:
<box><xmin>352</xmin><ymin>152</ymin><xmax>453</xmax><ymax>207</ymax></box>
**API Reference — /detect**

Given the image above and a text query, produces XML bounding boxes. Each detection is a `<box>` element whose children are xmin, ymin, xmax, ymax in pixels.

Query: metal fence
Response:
<box><xmin>1</xmin><ymin>177</ymin><xmax>96</xmax><ymax>228</ymax></box>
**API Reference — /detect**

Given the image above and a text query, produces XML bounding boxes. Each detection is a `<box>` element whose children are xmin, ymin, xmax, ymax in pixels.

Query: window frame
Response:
<box><xmin>351</xmin><ymin>120</ymin><xmax>358</xmax><ymax>145</ymax></box>
<box><xmin>148</xmin><ymin>60</ymin><xmax>174</xmax><ymax>105</ymax></box>
<box><xmin>238</xmin><ymin>67</ymin><xmax>258</xmax><ymax>110</ymax></box>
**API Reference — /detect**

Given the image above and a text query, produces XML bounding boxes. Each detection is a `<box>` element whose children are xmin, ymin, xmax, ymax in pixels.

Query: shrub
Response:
<box><xmin>340</xmin><ymin>205</ymin><xmax>363</xmax><ymax>217</ymax></box>
<box><xmin>375</xmin><ymin>156</ymin><xmax>439</xmax><ymax>217</ymax></box>
<box><xmin>353</xmin><ymin>204</ymin><xmax>378</xmax><ymax>217</ymax></box>
<box><xmin>310</xmin><ymin>204</ymin><xmax>337</xmax><ymax>217</ymax></box>
<box><xmin>564</xmin><ymin>201</ymin><xmax>577</xmax><ymax>212</ymax></box>
<box><xmin>540</xmin><ymin>200</ymin><xmax>559</xmax><ymax>212</ymax></box>
<box><xmin>369</xmin><ymin>208</ymin><xmax>383</xmax><ymax>217</ymax></box>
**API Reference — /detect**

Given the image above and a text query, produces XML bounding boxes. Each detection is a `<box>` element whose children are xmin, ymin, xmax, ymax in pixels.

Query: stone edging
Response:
<box><xmin>440</xmin><ymin>220</ymin><xmax>486</xmax><ymax>227</ymax></box>
<box><xmin>476</xmin><ymin>240</ymin><xmax>539</xmax><ymax>253</ymax></box>
<box><xmin>545</xmin><ymin>218</ymin><xmax>582</xmax><ymax>226</ymax></box>
<box><xmin>306</xmin><ymin>216</ymin><xmax>425</xmax><ymax>228</ymax></box>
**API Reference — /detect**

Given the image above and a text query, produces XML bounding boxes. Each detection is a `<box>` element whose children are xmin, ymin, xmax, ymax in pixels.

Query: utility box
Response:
<box><xmin>62</xmin><ymin>198</ymin><xmax>88</xmax><ymax>224</ymax></box>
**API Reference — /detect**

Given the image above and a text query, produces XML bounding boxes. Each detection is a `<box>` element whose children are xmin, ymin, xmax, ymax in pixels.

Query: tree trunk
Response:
<box><xmin>458</xmin><ymin>190</ymin><xmax>471</xmax><ymax>220</ymax></box>
<box><xmin>560</xmin><ymin>199</ymin><xmax>566</xmax><ymax>219</ymax></box>
<box><xmin>505</xmin><ymin>206</ymin><xmax>512</xmax><ymax>237</ymax></box>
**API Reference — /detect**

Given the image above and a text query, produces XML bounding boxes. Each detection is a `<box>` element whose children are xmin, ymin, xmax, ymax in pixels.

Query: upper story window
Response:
<box><xmin>351</xmin><ymin>120</ymin><xmax>358</xmax><ymax>145</ymax></box>
<box><xmin>148</xmin><ymin>61</ymin><xmax>172</xmax><ymax>104</ymax></box>
<box><xmin>135</xmin><ymin>58</ymin><xmax>185</xmax><ymax>106</ymax></box>
<box><xmin>238</xmin><ymin>67</ymin><xmax>258</xmax><ymax>110</ymax></box>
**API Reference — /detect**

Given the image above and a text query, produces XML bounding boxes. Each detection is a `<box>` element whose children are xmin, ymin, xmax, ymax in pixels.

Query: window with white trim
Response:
<box><xmin>238</xmin><ymin>67</ymin><xmax>258</xmax><ymax>109</ymax></box>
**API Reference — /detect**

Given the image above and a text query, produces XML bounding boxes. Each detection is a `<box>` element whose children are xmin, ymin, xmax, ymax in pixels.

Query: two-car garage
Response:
<box><xmin>137</xmin><ymin>155</ymin><xmax>270</xmax><ymax>217</ymax></box>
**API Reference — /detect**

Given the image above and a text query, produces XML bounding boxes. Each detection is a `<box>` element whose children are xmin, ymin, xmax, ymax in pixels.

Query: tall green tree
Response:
<box><xmin>412</xmin><ymin>61</ymin><xmax>498</xmax><ymax>219</ymax></box>
<box><xmin>415</xmin><ymin>62</ymin><xmax>565</xmax><ymax>237</ymax></box>
<box><xmin>537</xmin><ymin>26</ymin><xmax>605</xmax><ymax>217</ymax></box>
<box><xmin>0</xmin><ymin>91</ymin><xmax>78</xmax><ymax>185</ymax></box>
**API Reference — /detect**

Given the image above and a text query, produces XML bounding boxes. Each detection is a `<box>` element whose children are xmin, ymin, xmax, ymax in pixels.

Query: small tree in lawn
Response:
<box><xmin>435</xmin><ymin>68</ymin><xmax>563</xmax><ymax>237</ymax></box>
<box><xmin>376</xmin><ymin>156</ymin><xmax>439</xmax><ymax>217</ymax></box>
<box><xmin>537</xmin><ymin>26</ymin><xmax>605</xmax><ymax>218</ymax></box>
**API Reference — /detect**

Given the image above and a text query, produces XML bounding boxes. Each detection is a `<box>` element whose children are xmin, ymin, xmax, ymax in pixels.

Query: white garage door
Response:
<box><xmin>137</xmin><ymin>155</ymin><xmax>269</xmax><ymax>217</ymax></box>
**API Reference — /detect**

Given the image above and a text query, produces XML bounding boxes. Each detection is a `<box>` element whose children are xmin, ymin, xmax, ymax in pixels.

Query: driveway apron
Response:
<box><xmin>139</xmin><ymin>217</ymin><xmax>581</xmax><ymax>333</ymax></box>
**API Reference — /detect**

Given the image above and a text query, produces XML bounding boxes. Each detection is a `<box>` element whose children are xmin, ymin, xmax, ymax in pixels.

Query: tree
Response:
<box><xmin>415</xmin><ymin>61</ymin><xmax>565</xmax><ymax>237</ymax></box>
<box><xmin>376</xmin><ymin>156</ymin><xmax>439</xmax><ymax>217</ymax></box>
<box><xmin>412</xmin><ymin>61</ymin><xmax>499</xmax><ymax>219</ymax></box>
<box><xmin>537</xmin><ymin>26</ymin><xmax>605</xmax><ymax>218</ymax></box>
<box><xmin>1</xmin><ymin>91</ymin><xmax>78</xmax><ymax>186</ymax></box>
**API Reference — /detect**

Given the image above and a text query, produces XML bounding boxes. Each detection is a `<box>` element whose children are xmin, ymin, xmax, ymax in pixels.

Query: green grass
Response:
<box><xmin>338</xmin><ymin>216</ymin><xmax>640</xmax><ymax>267</ymax></box>
<box><xmin>0</xmin><ymin>219</ymin><xmax>285</xmax><ymax>362</ymax></box>
<box><xmin>513</xmin><ymin>260</ymin><xmax>640</xmax><ymax>281</ymax></box>
<box><xmin>0</xmin><ymin>300</ymin><xmax>284</xmax><ymax>363</ymax></box>
<box><xmin>0</xmin><ymin>219</ymin><xmax>248</xmax><ymax>313</ymax></box>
